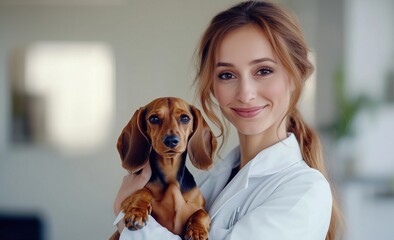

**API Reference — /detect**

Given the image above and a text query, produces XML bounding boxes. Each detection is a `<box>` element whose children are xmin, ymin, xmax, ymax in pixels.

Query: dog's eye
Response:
<box><xmin>179</xmin><ymin>114</ymin><xmax>190</xmax><ymax>124</ymax></box>
<box><xmin>148</xmin><ymin>115</ymin><xmax>160</xmax><ymax>124</ymax></box>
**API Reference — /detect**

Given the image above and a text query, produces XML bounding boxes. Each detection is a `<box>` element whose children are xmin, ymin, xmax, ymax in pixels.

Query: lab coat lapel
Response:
<box><xmin>208</xmin><ymin>155</ymin><xmax>251</xmax><ymax>219</ymax></box>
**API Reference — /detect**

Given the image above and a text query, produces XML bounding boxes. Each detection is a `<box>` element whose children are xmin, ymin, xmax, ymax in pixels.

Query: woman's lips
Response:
<box><xmin>231</xmin><ymin>106</ymin><xmax>268</xmax><ymax>118</ymax></box>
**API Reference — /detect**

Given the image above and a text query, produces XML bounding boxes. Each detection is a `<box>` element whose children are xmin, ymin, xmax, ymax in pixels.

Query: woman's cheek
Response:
<box><xmin>214</xmin><ymin>82</ymin><xmax>236</xmax><ymax>106</ymax></box>
<box><xmin>213</xmin><ymin>82</ymin><xmax>229</xmax><ymax>106</ymax></box>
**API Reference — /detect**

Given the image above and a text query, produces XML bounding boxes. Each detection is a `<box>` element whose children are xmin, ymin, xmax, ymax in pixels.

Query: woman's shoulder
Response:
<box><xmin>274</xmin><ymin>160</ymin><xmax>332</xmax><ymax>200</ymax></box>
<box><xmin>282</xmin><ymin>160</ymin><xmax>330</xmax><ymax>184</ymax></box>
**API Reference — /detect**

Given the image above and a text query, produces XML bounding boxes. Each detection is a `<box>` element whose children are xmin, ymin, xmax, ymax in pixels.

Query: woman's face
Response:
<box><xmin>213</xmin><ymin>24</ymin><xmax>292</xmax><ymax>137</ymax></box>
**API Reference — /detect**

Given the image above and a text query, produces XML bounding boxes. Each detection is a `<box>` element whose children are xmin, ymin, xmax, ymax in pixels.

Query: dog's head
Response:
<box><xmin>117</xmin><ymin>97</ymin><xmax>217</xmax><ymax>173</ymax></box>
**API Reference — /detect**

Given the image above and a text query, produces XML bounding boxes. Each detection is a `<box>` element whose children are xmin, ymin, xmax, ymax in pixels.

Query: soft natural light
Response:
<box><xmin>25</xmin><ymin>42</ymin><xmax>114</xmax><ymax>152</ymax></box>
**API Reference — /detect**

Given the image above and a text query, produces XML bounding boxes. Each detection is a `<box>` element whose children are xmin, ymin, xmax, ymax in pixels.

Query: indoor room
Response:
<box><xmin>1</xmin><ymin>0</ymin><xmax>393</xmax><ymax>239</ymax></box>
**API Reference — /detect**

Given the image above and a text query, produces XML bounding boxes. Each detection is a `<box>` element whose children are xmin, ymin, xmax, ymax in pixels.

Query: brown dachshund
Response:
<box><xmin>111</xmin><ymin>97</ymin><xmax>217</xmax><ymax>240</ymax></box>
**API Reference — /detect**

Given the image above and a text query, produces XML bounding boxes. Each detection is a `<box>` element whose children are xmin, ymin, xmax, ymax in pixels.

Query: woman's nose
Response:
<box><xmin>237</xmin><ymin>77</ymin><xmax>256</xmax><ymax>103</ymax></box>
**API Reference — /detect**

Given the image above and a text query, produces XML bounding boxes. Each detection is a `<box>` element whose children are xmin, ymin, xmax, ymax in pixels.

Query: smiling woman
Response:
<box><xmin>10</xmin><ymin>42</ymin><xmax>114</xmax><ymax>153</ymax></box>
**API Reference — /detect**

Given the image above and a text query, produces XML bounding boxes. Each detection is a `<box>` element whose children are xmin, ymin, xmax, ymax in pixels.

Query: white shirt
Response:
<box><xmin>114</xmin><ymin>133</ymin><xmax>332</xmax><ymax>240</ymax></box>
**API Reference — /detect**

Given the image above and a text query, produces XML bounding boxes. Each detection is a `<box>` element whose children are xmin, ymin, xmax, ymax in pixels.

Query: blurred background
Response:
<box><xmin>0</xmin><ymin>0</ymin><xmax>393</xmax><ymax>239</ymax></box>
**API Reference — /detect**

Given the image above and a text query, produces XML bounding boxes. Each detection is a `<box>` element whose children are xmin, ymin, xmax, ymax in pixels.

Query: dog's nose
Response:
<box><xmin>163</xmin><ymin>135</ymin><xmax>179</xmax><ymax>148</ymax></box>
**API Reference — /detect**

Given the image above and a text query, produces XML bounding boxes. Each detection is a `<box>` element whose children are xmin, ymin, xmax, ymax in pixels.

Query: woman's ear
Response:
<box><xmin>116</xmin><ymin>107</ymin><xmax>151</xmax><ymax>173</ymax></box>
<box><xmin>187</xmin><ymin>105</ymin><xmax>217</xmax><ymax>170</ymax></box>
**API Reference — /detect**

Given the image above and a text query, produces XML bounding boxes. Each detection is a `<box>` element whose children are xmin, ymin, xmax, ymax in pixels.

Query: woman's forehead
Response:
<box><xmin>216</xmin><ymin>24</ymin><xmax>276</xmax><ymax>64</ymax></box>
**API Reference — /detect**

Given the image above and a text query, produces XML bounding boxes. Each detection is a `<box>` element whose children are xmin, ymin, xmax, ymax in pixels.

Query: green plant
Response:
<box><xmin>324</xmin><ymin>68</ymin><xmax>375</xmax><ymax>139</ymax></box>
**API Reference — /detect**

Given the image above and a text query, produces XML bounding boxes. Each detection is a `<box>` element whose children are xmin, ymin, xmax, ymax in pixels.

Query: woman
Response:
<box><xmin>113</xmin><ymin>1</ymin><xmax>341</xmax><ymax>239</ymax></box>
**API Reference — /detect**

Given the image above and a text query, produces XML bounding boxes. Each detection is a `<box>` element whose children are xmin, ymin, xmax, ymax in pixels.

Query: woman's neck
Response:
<box><xmin>238</xmin><ymin>127</ymin><xmax>287</xmax><ymax>169</ymax></box>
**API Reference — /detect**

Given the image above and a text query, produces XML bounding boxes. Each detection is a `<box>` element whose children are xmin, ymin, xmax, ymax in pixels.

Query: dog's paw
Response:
<box><xmin>184</xmin><ymin>223</ymin><xmax>209</xmax><ymax>240</ymax></box>
<box><xmin>121</xmin><ymin>189</ymin><xmax>153</xmax><ymax>231</ymax></box>
<box><xmin>124</xmin><ymin>206</ymin><xmax>151</xmax><ymax>230</ymax></box>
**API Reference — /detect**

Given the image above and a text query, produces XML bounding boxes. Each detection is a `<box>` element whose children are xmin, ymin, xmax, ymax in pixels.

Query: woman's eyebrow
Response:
<box><xmin>249</xmin><ymin>57</ymin><xmax>277</xmax><ymax>65</ymax></box>
<box><xmin>216</xmin><ymin>62</ymin><xmax>234</xmax><ymax>67</ymax></box>
<box><xmin>216</xmin><ymin>57</ymin><xmax>277</xmax><ymax>67</ymax></box>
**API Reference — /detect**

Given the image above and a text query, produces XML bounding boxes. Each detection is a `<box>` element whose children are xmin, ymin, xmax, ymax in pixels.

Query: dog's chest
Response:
<box><xmin>149</xmin><ymin>183</ymin><xmax>200</xmax><ymax>235</ymax></box>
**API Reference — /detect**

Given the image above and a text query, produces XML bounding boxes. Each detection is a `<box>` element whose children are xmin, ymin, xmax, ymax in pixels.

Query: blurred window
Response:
<box><xmin>11</xmin><ymin>42</ymin><xmax>114</xmax><ymax>153</ymax></box>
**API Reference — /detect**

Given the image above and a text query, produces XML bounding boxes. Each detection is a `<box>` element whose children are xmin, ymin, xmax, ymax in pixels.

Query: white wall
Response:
<box><xmin>345</xmin><ymin>0</ymin><xmax>394</xmax><ymax>100</ymax></box>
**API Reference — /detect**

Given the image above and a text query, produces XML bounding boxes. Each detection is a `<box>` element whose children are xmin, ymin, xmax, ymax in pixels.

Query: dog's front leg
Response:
<box><xmin>184</xmin><ymin>209</ymin><xmax>211</xmax><ymax>240</ymax></box>
<box><xmin>121</xmin><ymin>188</ymin><xmax>153</xmax><ymax>231</ymax></box>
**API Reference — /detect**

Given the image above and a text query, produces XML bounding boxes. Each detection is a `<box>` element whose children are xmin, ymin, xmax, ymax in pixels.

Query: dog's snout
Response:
<box><xmin>163</xmin><ymin>135</ymin><xmax>179</xmax><ymax>148</ymax></box>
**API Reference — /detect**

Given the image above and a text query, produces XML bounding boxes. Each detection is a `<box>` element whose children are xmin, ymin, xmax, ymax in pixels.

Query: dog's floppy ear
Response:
<box><xmin>116</xmin><ymin>107</ymin><xmax>151</xmax><ymax>173</ymax></box>
<box><xmin>187</xmin><ymin>105</ymin><xmax>217</xmax><ymax>170</ymax></box>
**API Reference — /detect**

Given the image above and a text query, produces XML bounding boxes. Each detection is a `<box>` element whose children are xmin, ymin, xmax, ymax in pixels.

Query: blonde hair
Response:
<box><xmin>193</xmin><ymin>1</ymin><xmax>342</xmax><ymax>239</ymax></box>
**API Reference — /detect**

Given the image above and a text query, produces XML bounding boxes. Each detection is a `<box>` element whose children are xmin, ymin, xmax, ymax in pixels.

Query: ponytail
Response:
<box><xmin>288</xmin><ymin>109</ymin><xmax>325</xmax><ymax>173</ymax></box>
<box><xmin>288</xmin><ymin>109</ymin><xmax>343</xmax><ymax>240</ymax></box>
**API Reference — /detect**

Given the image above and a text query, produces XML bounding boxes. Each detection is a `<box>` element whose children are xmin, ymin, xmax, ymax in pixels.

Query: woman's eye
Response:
<box><xmin>179</xmin><ymin>114</ymin><xmax>190</xmax><ymax>124</ymax></box>
<box><xmin>148</xmin><ymin>115</ymin><xmax>160</xmax><ymax>124</ymax></box>
<box><xmin>257</xmin><ymin>68</ymin><xmax>273</xmax><ymax>76</ymax></box>
<box><xmin>218</xmin><ymin>72</ymin><xmax>235</xmax><ymax>80</ymax></box>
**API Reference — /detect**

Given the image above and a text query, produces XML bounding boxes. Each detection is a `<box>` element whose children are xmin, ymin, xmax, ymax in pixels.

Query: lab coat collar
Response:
<box><xmin>211</xmin><ymin>133</ymin><xmax>302</xmax><ymax>178</ymax></box>
<box><xmin>248</xmin><ymin>133</ymin><xmax>303</xmax><ymax>177</ymax></box>
<box><xmin>208</xmin><ymin>133</ymin><xmax>303</xmax><ymax>218</ymax></box>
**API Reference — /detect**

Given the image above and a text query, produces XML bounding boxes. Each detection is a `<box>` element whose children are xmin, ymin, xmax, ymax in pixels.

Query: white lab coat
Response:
<box><xmin>114</xmin><ymin>133</ymin><xmax>332</xmax><ymax>240</ymax></box>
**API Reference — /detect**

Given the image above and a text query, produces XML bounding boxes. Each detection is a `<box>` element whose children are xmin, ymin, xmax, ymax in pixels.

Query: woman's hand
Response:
<box><xmin>113</xmin><ymin>162</ymin><xmax>152</xmax><ymax>215</ymax></box>
<box><xmin>113</xmin><ymin>162</ymin><xmax>152</xmax><ymax>234</ymax></box>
